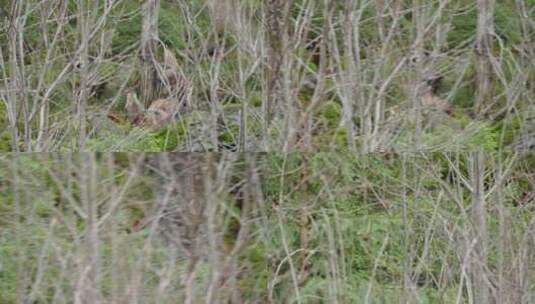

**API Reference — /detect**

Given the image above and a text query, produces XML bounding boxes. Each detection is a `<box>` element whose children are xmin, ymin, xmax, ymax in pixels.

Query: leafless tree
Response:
<box><xmin>468</xmin><ymin>151</ymin><xmax>490</xmax><ymax>303</ymax></box>
<box><xmin>140</xmin><ymin>0</ymin><xmax>161</xmax><ymax>106</ymax></box>
<box><xmin>264</xmin><ymin>0</ymin><xmax>293</xmax><ymax>127</ymax></box>
<box><xmin>475</xmin><ymin>0</ymin><xmax>495</xmax><ymax>115</ymax></box>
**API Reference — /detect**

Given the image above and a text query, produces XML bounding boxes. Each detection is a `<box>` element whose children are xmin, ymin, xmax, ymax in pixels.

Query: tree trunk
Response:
<box><xmin>207</xmin><ymin>0</ymin><xmax>231</xmax><ymax>36</ymax></box>
<box><xmin>140</xmin><ymin>0</ymin><xmax>160</xmax><ymax>106</ymax></box>
<box><xmin>76</xmin><ymin>0</ymin><xmax>91</xmax><ymax>150</ymax></box>
<box><xmin>264</xmin><ymin>0</ymin><xmax>292</xmax><ymax>126</ymax></box>
<box><xmin>475</xmin><ymin>0</ymin><xmax>495</xmax><ymax>115</ymax></box>
<box><xmin>469</xmin><ymin>151</ymin><xmax>490</xmax><ymax>303</ymax></box>
<box><xmin>411</xmin><ymin>0</ymin><xmax>425</xmax><ymax>149</ymax></box>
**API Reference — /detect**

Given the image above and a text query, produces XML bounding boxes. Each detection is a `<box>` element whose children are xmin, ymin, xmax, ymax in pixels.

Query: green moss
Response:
<box><xmin>468</xmin><ymin>123</ymin><xmax>499</xmax><ymax>151</ymax></box>
<box><xmin>0</xmin><ymin>102</ymin><xmax>12</xmax><ymax>152</ymax></box>
<box><xmin>151</xmin><ymin>122</ymin><xmax>186</xmax><ymax>151</ymax></box>
<box><xmin>0</xmin><ymin>113</ymin><xmax>9</xmax><ymax>153</ymax></box>
<box><xmin>218</xmin><ymin>129</ymin><xmax>235</xmax><ymax>145</ymax></box>
<box><xmin>321</xmin><ymin>101</ymin><xmax>342</xmax><ymax>127</ymax></box>
<box><xmin>249</xmin><ymin>94</ymin><xmax>262</xmax><ymax>108</ymax></box>
<box><xmin>334</xmin><ymin>127</ymin><xmax>348</xmax><ymax>147</ymax></box>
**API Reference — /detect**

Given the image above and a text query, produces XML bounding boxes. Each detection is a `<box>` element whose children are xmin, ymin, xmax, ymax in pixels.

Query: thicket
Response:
<box><xmin>0</xmin><ymin>0</ymin><xmax>533</xmax><ymax>151</ymax></box>
<box><xmin>0</xmin><ymin>153</ymin><xmax>534</xmax><ymax>303</ymax></box>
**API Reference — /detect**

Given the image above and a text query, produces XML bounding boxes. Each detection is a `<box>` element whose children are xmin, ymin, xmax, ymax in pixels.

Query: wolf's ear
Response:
<box><xmin>125</xmin><ymin>92</ymin><xmax>144</xmax><ymax>123</ymax></box>
<box><xmin>163</xmin><ymin>48</ymin><xmax>179</xmax><ymax>70</ymax></box>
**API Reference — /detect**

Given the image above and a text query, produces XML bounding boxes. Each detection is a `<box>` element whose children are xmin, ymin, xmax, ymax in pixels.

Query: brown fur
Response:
<box><xmin>124</xmin><ymin>48</ymin><xmax>189</xmax><ymax>129</ymax></box>
<box><xmin>125</xmin><ymin>92</ymin><xmax>178</xmax><ymax>129</ymax></box>
<box><xmin>422</xmin><ymin>91</ymin><xmax>452</xmax><ymax>115</ymax></box>
<box><xmin>125</xmin><ymin>92</ymin><xmax>145</xmax><ymax>125</ymax></box>
<box><xmin>144</xmin><ymin>99</ymin><xmax>178</xmax><ymax>128</ymax></box>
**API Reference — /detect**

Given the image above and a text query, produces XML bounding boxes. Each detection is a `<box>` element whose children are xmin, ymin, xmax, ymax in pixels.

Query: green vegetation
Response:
<box><xmin>1</xmin><ymin>153</ymin><xmax>534</xmax><ymax>303</ymax></box>
<box><xmin>0</xmin><ymin>0</ymin><xmax>533</xmax><ymax>301</ymax></box>
<box><xmin>0</xmin><ymin>0</ymin><xmax>532</xmax><ymax>152</ymax></box>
